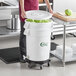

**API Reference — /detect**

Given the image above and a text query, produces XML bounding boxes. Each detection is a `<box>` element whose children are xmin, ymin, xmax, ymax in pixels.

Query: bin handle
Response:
<box><xmin>24</xmin><ymin>23</ymin><xmax>30</xmax><ymax>29</ymax></box>
<box><xmin>24</xmin><ymin>29</ymin><xmax>30</xmax><ymax>35</ymax></box>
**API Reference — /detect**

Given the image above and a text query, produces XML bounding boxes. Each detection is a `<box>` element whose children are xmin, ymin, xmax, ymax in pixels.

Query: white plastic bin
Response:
<box><xmin>24</xmin><ymin>21</ymin><xmax>52</xmax><ymax>61</ymax></box>
<box><xmin>24</xmin><ymin>21</ymin><xmax>52</xmax><ymax>29</ymax></box>
<box><xmin>24</xmin><ymin>10</ymin><xmax>53</xmax><ymax>63</ymax></box>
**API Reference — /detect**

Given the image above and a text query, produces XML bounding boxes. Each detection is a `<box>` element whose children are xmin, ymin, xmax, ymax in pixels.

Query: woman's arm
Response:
<box><xmin>19</xmin><ymin>0</ymin><xmax>26</xmax><ymax>18</ymax></box>
<box><xmin>44</xmin><ymin>0</ymin><xmax>53</xmax><ymax>14</ymax></box>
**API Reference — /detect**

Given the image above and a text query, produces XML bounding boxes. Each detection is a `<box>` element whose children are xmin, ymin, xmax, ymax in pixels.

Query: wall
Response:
<box><xmin>53</xmin><ymin>0</ymin><xmax>76</xmax><ymax>12</ymax></box>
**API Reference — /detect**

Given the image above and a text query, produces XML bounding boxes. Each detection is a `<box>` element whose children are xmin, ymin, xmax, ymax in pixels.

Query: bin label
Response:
<box><xmin>40</xmin><ymin>42</ymin><xmax>48</xmax><ymax>47</ymax></box>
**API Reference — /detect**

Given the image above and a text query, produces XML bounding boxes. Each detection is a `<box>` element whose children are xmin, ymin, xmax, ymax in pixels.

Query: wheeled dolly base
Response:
<box><xmin>26</xmin><ymin>59</ymin><xmax>51</xmax><ymax>70</ymax></box>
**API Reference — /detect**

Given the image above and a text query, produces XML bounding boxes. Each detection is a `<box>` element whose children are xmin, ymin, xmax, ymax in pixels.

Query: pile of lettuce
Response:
<box><xmin>26</xmin><ymin>19</ymin><xmax>51</xmax><ymax>23</ymax></box>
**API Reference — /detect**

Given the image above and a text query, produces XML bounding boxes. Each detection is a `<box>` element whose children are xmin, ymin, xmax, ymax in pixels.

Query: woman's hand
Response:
<box><xmin>49</xmin><ymin>9</ymin><xmax>53</xmax><ymax>14</ymax></box>
<box><xmin>21</xmin><ymin>10</ymin><xmax>26</xmax><ymax>19</ymax></box>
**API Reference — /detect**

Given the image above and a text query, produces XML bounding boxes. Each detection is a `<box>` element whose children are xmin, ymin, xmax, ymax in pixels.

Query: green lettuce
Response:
<box><xmin>26</xmin><ymin>19</ymin><xmax>34</xmax><ymax>22</ymax></box>
<box><xmin>26</xmin><ymin>19</ymin><xmax>51</xmax><ymax>23</ymax></box>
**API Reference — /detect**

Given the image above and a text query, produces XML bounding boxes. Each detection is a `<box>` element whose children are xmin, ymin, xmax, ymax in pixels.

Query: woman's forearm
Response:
<box><xmin>19</xmin><ymin>0</ymin><xmax>24</xmax><ymax>12</ymax></box>
<box><xmin>19</xmin><ymin>0</ymin><xmax>26</xmax><ymax>18</ymax></box>
<box><xmin>44</xmin><ymin>0</ymin><xmax>52</xmax><ymax>11</ymax></box>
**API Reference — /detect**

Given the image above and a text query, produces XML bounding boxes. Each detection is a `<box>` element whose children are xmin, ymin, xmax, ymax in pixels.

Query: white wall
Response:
<box><xmin>0</xmin><ymin>0</ymin><xmax>4</xmax><ymax>2</ymax></box>
<box><xmin>53</xmin><ymin>0</ymin><xmax>76</xmax><ymax>12</ymax></box>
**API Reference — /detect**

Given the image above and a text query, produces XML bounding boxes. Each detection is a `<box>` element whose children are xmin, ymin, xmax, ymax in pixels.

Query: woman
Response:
<box><xmin>19</xmin><ymin>0</ymin><xmax>53</xmax><ymax>62</ymax></box>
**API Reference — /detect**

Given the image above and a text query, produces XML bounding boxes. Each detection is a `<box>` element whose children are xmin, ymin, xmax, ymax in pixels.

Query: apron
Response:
<box><xmin>19</xmin><ymin>0</ymin><xmax>39</xmax><ymax>22</ymax></box>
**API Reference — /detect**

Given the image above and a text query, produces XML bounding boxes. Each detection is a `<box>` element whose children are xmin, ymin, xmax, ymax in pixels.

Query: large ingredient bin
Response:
<box><xmin>24</xmin><ymin>10</ymin><xmax>53</xmax><ymax>69</ymax></box>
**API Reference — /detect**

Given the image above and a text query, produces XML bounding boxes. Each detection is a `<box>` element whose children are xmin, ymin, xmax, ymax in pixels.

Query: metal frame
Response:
<box><xmin>63</xmin><ymin>24</ymin><xmax>66</xmax><ymax>66</ymax></box>
<box><xmin>51</xmin><ymin>17</ymin><xmax>76</xmax><ymax>67</ymax></box>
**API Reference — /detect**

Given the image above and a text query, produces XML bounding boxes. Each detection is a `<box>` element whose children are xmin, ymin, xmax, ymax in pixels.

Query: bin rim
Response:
<box><xmin>25</xmin><ymin>10</ymin><xmax>52</xmax><ymax>20</ymax></box>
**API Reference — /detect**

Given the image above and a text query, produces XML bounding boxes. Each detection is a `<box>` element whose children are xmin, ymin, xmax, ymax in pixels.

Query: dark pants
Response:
<box><xmin>19</xmin><ymin>21</ymin><xmax>26</xmax><ymax>59</ymax></box>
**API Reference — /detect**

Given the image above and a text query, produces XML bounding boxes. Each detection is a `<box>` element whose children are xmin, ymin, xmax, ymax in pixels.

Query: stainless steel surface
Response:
<box><xmin>39</xmin><ymin>3</ymin><xmax>52</xmax><ymax>6</ymax></box>
<box><xmin>51</xmin><ymin>17</ymin><xmax>76</xmax><ymax>36</ymax></box>
<box><xmin>7</xmin><ymin>14</ymin><xmax>20</xmax><ymax>30</ymax></box>
<box><xmin>0</xmin><ymin>1</ymin><xmax>18</xmax><ymax>9</ymax></box>
<box><xmin>0</xmin><ymin>15</ymin><xmax>12</xmax><ymax>20</ymax></box>
<box><xmin>0</xmin><ymin>1</ymin><xmax>15</xmax><ymax>6</ymax></box>
<box><xmin>12</xmin><ymin>18</ymin><xmax>16</xmax><ymax>30</ymax></box>
<box><xmin>63</xmin><ymin>24</ymin><xmax>66</xmax><ymax>67</ymax></box>
<box><xmin>0</xmin><ymin>26</ymin><xmax>20</xmax><ymax>37</ymax></box>
<box><xmin>7</xmin><ymin>19</ymin><xmax>13</xmax><ymax>29</ymax></box>
<box><xmin>0</xmin><ymin>0</ymin><xmax>16</xmax><ymax>6</ymax></box>
<box><xmin>0</xmin><ymin>2</ymin><xmax>10</xmax><ymax>6</ymax></box>
<box><xmin>4</xmin><ymin>1</ymin><xmax>16</xmax><ymax>6</ymax></box>
<box><xmin>7</xmin><ymin>17</ymin><xmax>16</xmax><ymax>30</ymax></box>
<box><xmin>0</xmin><ymin>2</ymin><xmax>53</xmax><ymax>9</ymax></box>
<box><xmin>51</xmin><ymin>51</ymin><xmax>76</xmax><ymax>62</ymax></box>
<box><xmin>51</xmin><ymin>17</ymin><xmax>76</xmax><ymax>66</ymax></box>
<box><xmin>0</xmin><ymin>6</ymin><xmax>18</xmax><ymax>9</ymax></box>
<box><xmin>15</xmin><ymin>15</ymin><xmax>20</xmax><ymax>30</ymax></box>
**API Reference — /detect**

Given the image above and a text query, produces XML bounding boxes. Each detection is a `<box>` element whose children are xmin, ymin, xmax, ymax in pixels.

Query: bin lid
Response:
<box><xmin>26</xmin><ymin>10</ymin><xmax>52</xmax><ymax>20</ymax></box>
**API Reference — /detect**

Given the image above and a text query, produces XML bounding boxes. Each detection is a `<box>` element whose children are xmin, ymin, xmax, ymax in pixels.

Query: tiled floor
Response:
<box><xmin>0</xmin><ymin>58</ymin><xmax>76</xmax><ymax>76</ymax></box>
<box><xmin>0</xmin><ymin>34</ymin><xmax>76</xmax><ymax>76</ymax></box>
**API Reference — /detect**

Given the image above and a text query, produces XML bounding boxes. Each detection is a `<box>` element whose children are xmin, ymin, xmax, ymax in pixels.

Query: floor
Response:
<box><xmin>0</xmin><ymin>34</ymin><xmax>76</xmax><ymax>76</ymax></box>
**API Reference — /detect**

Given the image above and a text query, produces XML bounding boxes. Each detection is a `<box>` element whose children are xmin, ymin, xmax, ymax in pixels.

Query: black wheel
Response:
<box><xmin>73</xmin><ymin>35</ymin><xmax>76</xmax><ymax>37</ymax></box>
<box><xmin>47</xmin><ymin>62</ymin><xmax>50</xmax><ymax>67</ymax></box>
<box><xmin>70</xmin><ymin>33</ymin><xmax>76</xmax><ymax>37</ymax></box>
<box><xmin>28</xmin><ymin>63</ymin><xmax>32</xmax><ymax>68</ymax></box>
<box><xmin>28</xmin><ymin>62</ymin><xmax>36</xmax><ymax>68</ymax></box>
<box><xmin>49</xmin><ymin>59</ymin><xmax>51</xmax><ymax>62</ymax></box>
<box><xmin>51</xmin><ymin>36</ymin><xmax>55</xmax><ymax>40</ymax></box>
<box><xmin>40</xmin><ymin>65</ymin><xmax>43</xmax><ymax>70</ymax></box>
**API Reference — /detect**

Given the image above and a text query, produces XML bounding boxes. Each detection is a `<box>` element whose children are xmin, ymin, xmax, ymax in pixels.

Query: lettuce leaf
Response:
<box><xmin>26</xmin><ymin>19</ymin><xmax>51</xmax><ymax>23</ymax></box>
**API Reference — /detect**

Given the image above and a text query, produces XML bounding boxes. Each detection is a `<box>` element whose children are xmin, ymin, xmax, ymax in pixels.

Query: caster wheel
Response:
<box><xmin>47</xmin><ymin>62</ymin><xmax>50</xmax><ymax>67</ymax></box>
<box><xmin>28</xmin><ymin>63</ymin><xmax>36</xmax><ymax>68</ymax></box>
<box><xmin>28</xmin><ymin>63</ymin><xmax>32</xmax><ymax>68</ymax></box>
<box><xmin>73</xmin><ymin>35</ymin><xmax>76</xmax><ymax>37</ymax></box>
<box><xmin>72</xmin><ymin>33</ymin><xmax>76</xmax><ymax>37</ymax></box>
<box><xmin>51</xmin><ymin>36</ymin><xmax>55</xmax><ymax>40</ymax></box>
<box><xmin>49</xmin><ymin>59</ymin><xmax>51</xmax><ymax>62</ymax></box>
<box><xmin>40</xmin><ymin>65</ymin><xmax>43</xmax><ymax>70</ymax></box>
